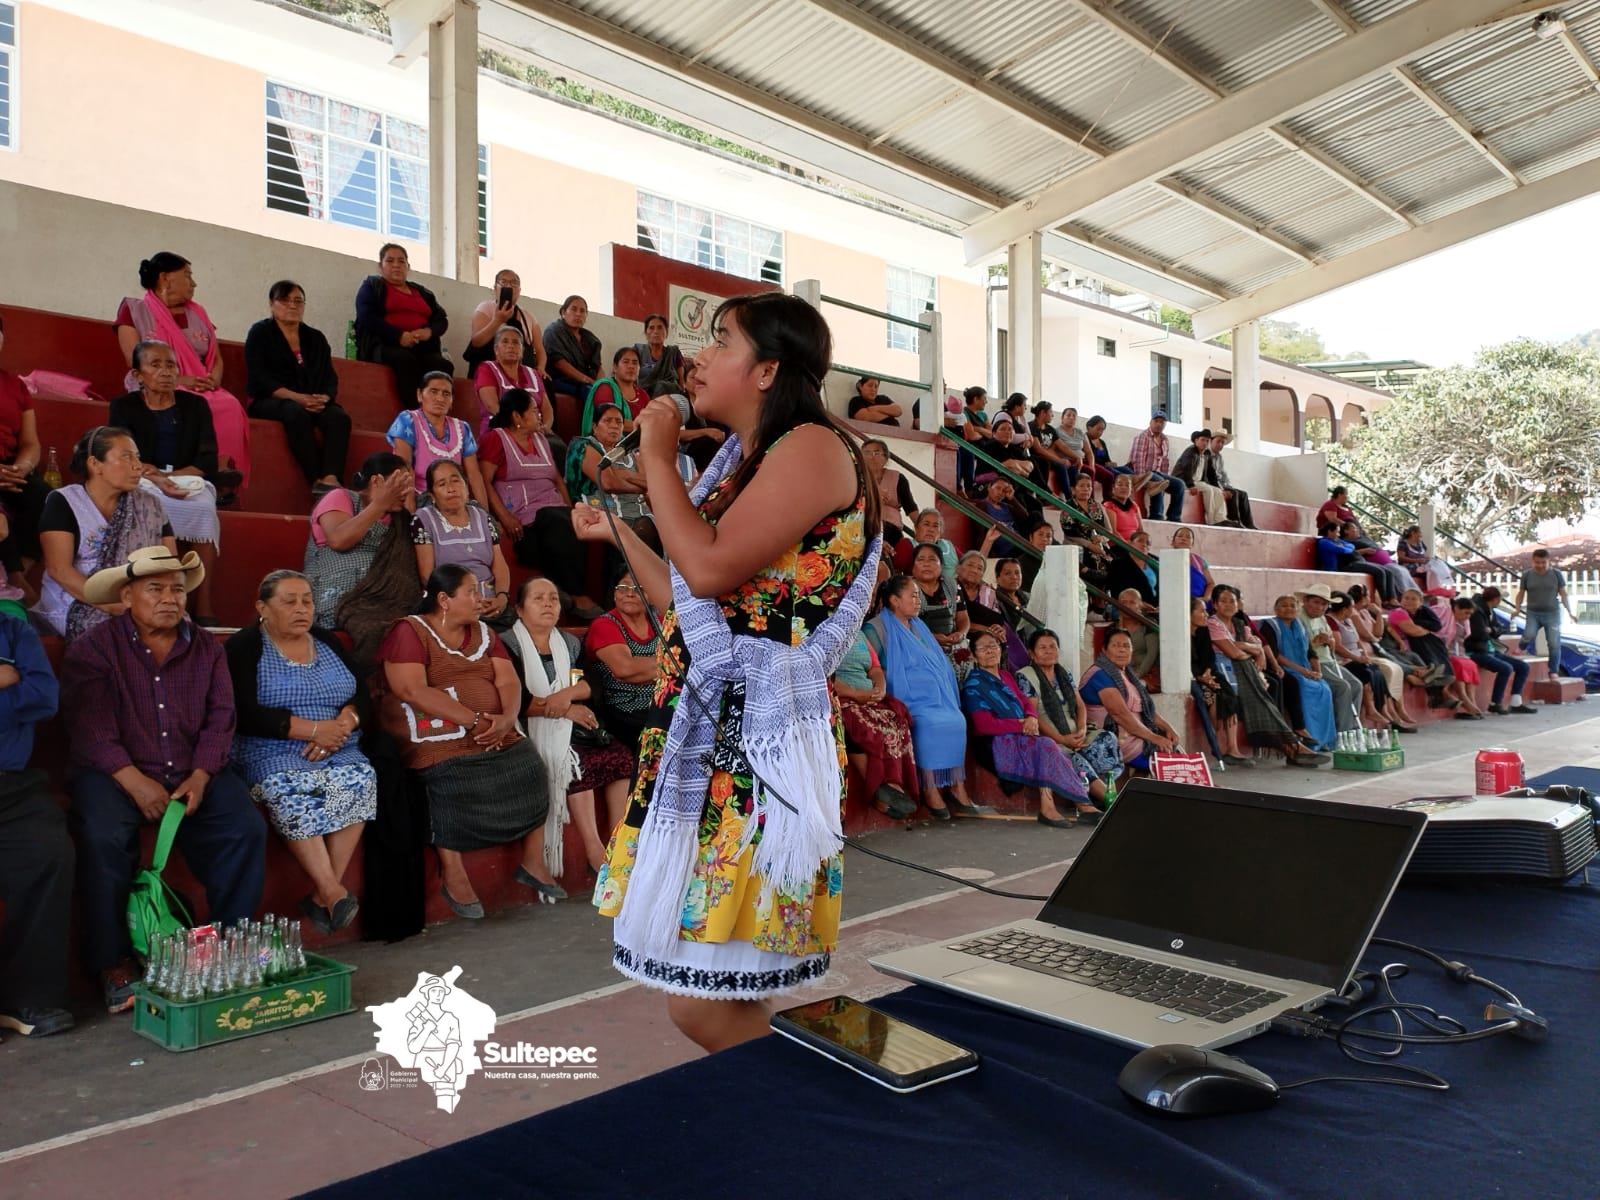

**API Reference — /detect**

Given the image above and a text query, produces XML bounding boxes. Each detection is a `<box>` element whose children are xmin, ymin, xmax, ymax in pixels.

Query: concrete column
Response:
<box><xmin>1231</xmin><ymin>319</ymin><xmax>1261</xmax><ymax>453</ymax></box>
<box><xmin>1006</xmin><ymin>234</ymin><xmax>1043</xmax><ymax>403</ymax></box>
<box><xmin>793</xmin><ymin>278</ymin><xmax>823</xmax><ymax>311</ymax></box>
<box><xmin>1034</xmin><ymin>544</ymin><xmax>1083</xmax><ymax>674</ymax></box>
<box><xmin>1418</xmin><ymin>502</ymin><xmax>1437</xmax><ymax>559</ymax></box>
<box><xmin>1157</xmin><ymin>548</ymin><xmax>1192</xmax><ymax>695</ymax></box>
<box><xmin>427</xmin><ymin>0</ymin><xmax>480</xmax><ymax>282</ymax></box>
<box><xmin>917</xmin><ymin>308</ymin><xmax>943</xmax><ymax>432</ymax></box>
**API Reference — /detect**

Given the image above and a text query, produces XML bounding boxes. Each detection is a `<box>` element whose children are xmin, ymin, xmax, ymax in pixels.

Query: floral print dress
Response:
<box><xmin>595</xmin><ymin>446</ymin><xmax>868</xmax><ymax>999</ymax></box>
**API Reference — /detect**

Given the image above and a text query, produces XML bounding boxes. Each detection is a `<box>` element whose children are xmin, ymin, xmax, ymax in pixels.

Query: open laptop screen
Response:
<box><xmin>1040</xmin><ymin>782</ymin><xmax>1425</xmax><ymax>989</ymax></box>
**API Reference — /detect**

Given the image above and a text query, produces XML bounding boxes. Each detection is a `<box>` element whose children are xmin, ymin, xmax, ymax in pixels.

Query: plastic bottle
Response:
<box><xmin>41</xmin><ymin>447</ymin><xmax>63</xmax><ymax>490</ymax></box>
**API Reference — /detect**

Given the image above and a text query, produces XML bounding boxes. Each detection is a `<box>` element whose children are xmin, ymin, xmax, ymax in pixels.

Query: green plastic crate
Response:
<box><xmin>132</xmin><ymin>952</ymin><xmax>356</xmax><ymax>1052</ymax></box>
<box><xmin>1332</xmin><ymin>746</ymin><xmax>1405</xmax><ymax>773</ymax></box>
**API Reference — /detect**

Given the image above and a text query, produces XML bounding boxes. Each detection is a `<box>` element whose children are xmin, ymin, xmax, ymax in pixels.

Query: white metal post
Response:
<box><xmin>1231</xmin><ymin>319</ymin><xmax>1261</xmax><ymax>453</ymax></box>
<box><xmin>918</xmin><ymin>308</ymin><xmax>943</xmax><ymax>432</ymax></box>
<box><xmin>793</xmin><ymin>278</ymin><xmax>823</xmax><ymax>310</ymax></box>
<box><xmin>1157</xmin><ymin>548</ymin><xmax>1192</xmax><ymax>695</ymax></box>
<box><xmin>1419</xmin><ymin>502</ymin><xmax>1437</xmax><ymax>558</ymax></box>
<box><xmin>427</xmin><ymin>0</ymin><xmax>480</xmax><ymax>282</ymax></box>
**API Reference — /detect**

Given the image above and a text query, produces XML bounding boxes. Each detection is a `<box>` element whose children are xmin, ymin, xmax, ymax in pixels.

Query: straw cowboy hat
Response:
<box><xmin>83</xmin><ymin>546</ymin><xmax>205</xmax><ymax>605</ymax></box>
<box><xmin>1295</xmin><ymin>583</ymin><xmax>1334</xmax><ymax>602</ymax></box>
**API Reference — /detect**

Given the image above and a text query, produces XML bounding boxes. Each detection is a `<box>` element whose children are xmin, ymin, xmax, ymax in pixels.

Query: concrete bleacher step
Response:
<box><xmin>1211</xmin><ymin>566</ymin><xmax>1366</xmax><ymax>615</ymax></box>
<box><xmin>1142</xmin><ymin>519</ymin><xmax>1317</xmax><ymax>570</ymax></box>
<box><xmin>1527</xmin><ymin>677</ymin><xmax>1585</xmax><ymax>704</ymax></box>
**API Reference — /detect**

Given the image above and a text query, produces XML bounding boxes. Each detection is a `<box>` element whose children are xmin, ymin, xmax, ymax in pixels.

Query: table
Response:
<box><xmin>313</xmin><ymin>881</ymin><xmax>1600</xmax><ymax>1200</ymax></box>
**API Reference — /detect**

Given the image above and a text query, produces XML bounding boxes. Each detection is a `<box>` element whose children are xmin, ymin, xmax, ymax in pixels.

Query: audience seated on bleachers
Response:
<box><xmin>1027</xmin><ymin>400</ymin><xmax>1074</xmax><ymax>495</ymax></box>
<box><xmin>1205</xmin><ymin>432</ymin><xmax>1255</xmax><ymax>528</ymax></box>
<box><xmin>477</xmin><ymin>389</ymin><xmax>604</xmax><ymax>622</ymax></box>
<box><xmin>581</xmin><ymin>346</ymin><xmax>650</xmax><ymax>438</ymax></box>
<box><xmin>831</xmin><ymin>625</ymin><xmax>920</xmax><ymax>820</ymax></box>
<box><xmin>1083</xmin><ymin>414</ymin><xmax>1124</xmax><ymax>496</ymax></box>
<box><xmin>956</xmin><ymin>385</ymin><xmax>990</xmax><ymax>496</ymax></box>
<box><xmin>963</xmin><ymin>629</ymin><xmax>1092</xmax><ymax>827</ymax></box>
<box><xmin>115</xmin><ymin>251</ymin><xmax>253</xmax><ymax>487</ymax></box>
<box><xmin>354</xmin><ymin>243</ymin><xmax>452</xmax><ymax>408</ymax></box>
<box><xmin>472</xmin><ymin>324</ymin><xmax>555</xmax><ymax>448</ymax></box>
<box><xmin>1127</xmin><ymin>413</ymin><xmax>1185</xmax><ymax>523</ymax></box>
<box><xmin>1107</xmin><ymin>530</ymin><xmax>1156</xmax><ymax>610</ymax></box>
<box><xmin>304</xmin><ymin>451</ymin><xmax>413</xmax><ymax>628</ymax></box>
<box><xmin>569</xmin><ymin>403</ymin><xmax>653</xmax><ymax>538</ymax></box>
<box><xmin>542</xmin><ymin>294</ymin><xmax>603</xmax><ymax>408</ymax></box>
<box><xmin>503</xmin><ymin>577</ymin><xmax>635</xmax><ymax>875</ymax></box>
<box><xmin>0</xmin><ymin>314</ymin><xmax>47</xmax><ymax>587</ymax></box>
<box><xmin>1342</xmin><ymin>584</ymin><xmax>1421</xmax><ymax>725</ymax></box>
<box><xmin>1298</xmin><ymin>584</ymin><xmax>1363</xmax><ymax>736</ymax></box>
<box><xmin>1318</xmin><ymin>486</ymin><xmax>1355</xmax><ymax>531</ymax></box>
<box><xmin>954</xmin><ymin>549</ymin><xmax>1007</xmax><ymax>645</ymax></box>
<box><xmin>1396</xmin><ymin>524</ymin><xmax>1454</xmax><ymax>593</ymax></box>
<box><xmin>244</xmin><ymin>280</ymin><xmax>351</xmax><ymax>491</ymax></box>
<box><xmin>1102</xmin><ymin>472</ymin><xmax>1143</xmax><ymax>543</ymax></box>
<box><xmin>110</xmin><ymin>341</ymin><xmax>225</xmax><ymax>623</ymax></box>
<box><xmin>376</xmin><ymin>563</ymin><xmax>562</xmax><ymax>920</ymax></box>
<box><xmin>976</xmin><ymin>477</ymin><xmax>1029</xmax><ymax>559</ymax></box>
<box><xmin>994</xmin><ymin>557</ymin><xmax>1042</xmax><ymax>656</ymax></box>
<box><xmin>1261</xmin><ymin>593</ymin><xmax>1338</xmax><ymax>752</ymax></box>
<box><xmin>413</xmin><ymin>460</ymin><xmax>512</xmax><ymax>628</ymax></box>
<box><xmin>1207</xmin><ymin>584</ymin><xmax>1328</xmax><ymax>767</ymax></box>
<box><xmin>847</xmin><ymin>375</ymin><xmax>903</xmax><ymax>427</ymax></box>
<box><xmin>1387</xmin><ymin>588</ymin><xmax>1457</xmax><ymax>697</ymax></box>
<box><xmin>1170</xmin><ymin>526</ymin><xmax>1214</xmax><ymax>598</ymax></box>
<box><xmin>1339</xmin><ymin>519</ymin><xmax>1413</xmax><ymax>599</ymax></box>
<box><xmin>634</xmin><ymin>314</ymin><xmax>688</xmax><ymax>399</ymax></box>
<box><xmin>866</xmin><ymin>574</ymin><xmax>980</xmax><ymax>820</ymax></box>
<box><xmin>1054</xmin><ymin>406</ymin><xmax>1088</xmax><ymax>482</ymax></box>
<box><xmin>1016</xmin><ymin>628</ymin><xmax>1122</xmax><ymax>787</ymax></box>
<box><xmin>972</xmin><ymin>416</ymin><xmax>1037</xmax><ymax>494</ymax></box>
<box><xmin>0</xmin><ymin>609</ymin><xmax>75</xmax><ymax>1039</ymax></box>
<box><xmin>860</xmin><ymin>437</ymin><xmax>918</xmax><ymax>550</ymax></box>
<box><xmin>1061</xmin><ymin>472</ymin><xmax>1113</xmax><ymax>569</ymax></box>
<box><xmin>1468</xmin><ymin>587</ymin><xmax>1535</xmax><ymax>714</ymax></box>
<box><xmin>1018</xmin><ymin>515</ymin><xmax>1056</xmax><ymax>590</ymax></box>
<box><xmin>1172</xmin><ymin>429</ymin><xmax>1227</xmax><ymax>525</ymax></box>
<box><xmin>1327</xmin><ymin>591</ymin><xmax>1418</xmax><ymax>732</ymax></box>
<box><xmin>992</xmin><ymin>393</ymin><xmax>1031</xmax><ymax>446</ymax></box>
<box><xmin>1114</xmin><ymin>587</ymin><xmax>1159</xmax><ymax>683</ymax></box>
<box><xmin>1438</xmin><ymin>595</ymin><xmax>1489</xmax><ymax>720</ymax></box>
<box><xmin>63</xmin><ymin>546</ymin><xmax>266</xmax><ymax>1014</ymax></box>
<box><xmin>464</xmin><ymin>268</ymin><xmax>546</xmax><ymax>375</ymax></box>
<box><xmin>36</xmin><ymin>427</ymin><xmax>174</xmax><ymax>640</ymax></box>
<box><xmin>1081</xmin><ymin>628</ymin><xmax>1182</xmax><ymax>775</ymax></box>
<box><xmin>225</xmin><ymin>569</ymin><xmax>373</xmax><ymax>935</ymax></box>
<box><xmin>387</xmin><ymin>370</ymin><xmax>488</xmax><ymax>508</ymax></box>
<box><xmin>581</xmin><ymin>573</ymin><xmax>661</xmax><ymax>754</ymax></box>
<box><xmin>1316</xmin><ymin>520</ymin><xmax>1397</xmax><ymax>602</ymax></box>
<box><xmin>1189</xmin><ymin>595</ymin><xmax>1251</xmax><ymax>765</ymax></box>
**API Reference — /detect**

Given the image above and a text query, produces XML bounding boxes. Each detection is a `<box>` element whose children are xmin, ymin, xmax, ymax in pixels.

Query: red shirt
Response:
<box><xmin>0</xmin><ymin>371</ymin><xmax>32</xmax><ymax>463</ymax></box>
<box><xmin>384</xmin><ymin>284</ymin><xmax>433</xmax><ymax>334</ymax></box>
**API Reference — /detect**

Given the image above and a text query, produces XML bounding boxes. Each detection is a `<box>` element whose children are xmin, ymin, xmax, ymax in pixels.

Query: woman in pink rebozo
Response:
<box><xmin>115</xmin><ymin>251</ymin><xmax>251</xmax><ymax>491</ymax></box>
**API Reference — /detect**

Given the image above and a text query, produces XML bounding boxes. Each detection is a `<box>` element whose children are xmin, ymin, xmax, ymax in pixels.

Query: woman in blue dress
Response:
<box><xmin>1260</xmin><ymin>593</ymin><xmax>1336</xmax><ymax>752</ymax></box>
<box><xmin>866</xmin><ymin>574</ymin><xmax>981</xmax><ymax>820</ymax></box>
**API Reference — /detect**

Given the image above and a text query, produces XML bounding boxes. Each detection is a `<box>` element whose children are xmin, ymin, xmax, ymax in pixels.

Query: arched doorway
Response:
<box><xmin>1260</xmin><ymin>383</ymin><xmax>1300</xmax><ymax>448</ymax></box>
<box><xmin>1303</xmin><ymin>394</ymin><xmax>1337</xmax><ymax>450</ymax></box>
<box><xmin>1339</xmin><ymin>402</ymin><xmax>1366</xmax><ymax>442</ymax></box>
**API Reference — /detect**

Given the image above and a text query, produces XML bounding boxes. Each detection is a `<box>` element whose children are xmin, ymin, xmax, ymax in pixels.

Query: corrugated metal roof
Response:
<box><xmin>508</xmin><ymin>0</ymin><xmax>1600</xmax><ymax>306</ymax></box>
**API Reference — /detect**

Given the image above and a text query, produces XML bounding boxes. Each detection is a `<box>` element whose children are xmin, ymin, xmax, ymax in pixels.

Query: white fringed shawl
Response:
<box><xmin>613</xmin><ymin>433</ymin><xmax>882</xmax><ymax>959</ymax></box>
<box><xmin>509</xmin><ymin>621</ymin><xmax>578</xmax><ymax>877</ymax></box>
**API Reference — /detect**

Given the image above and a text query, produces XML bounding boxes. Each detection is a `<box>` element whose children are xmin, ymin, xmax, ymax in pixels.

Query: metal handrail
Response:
<box><xmin>836</xmin><ymin>425</ymin><xmax>1156</xmax><ymax>632</ymax></box>
<box><xmin>819</xmin><ymin>293</ymin><xmax>932</xmax><ymax>332</ymax></box>
<box><xmin>939</xmin><ymin>427</ymin><xmax>1157</xmax><ymax>569</ymax></box>
<box><xmin>831</xmin><ymin>364</ymin><xmax>932</xmax><ymax>391</ymax></box>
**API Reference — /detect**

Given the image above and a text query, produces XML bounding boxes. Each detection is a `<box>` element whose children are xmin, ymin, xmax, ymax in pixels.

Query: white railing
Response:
<box><xmin>1463</xmin><ymin>569</ymin><xmax>1600</xmax><ymax>623</ymax></box>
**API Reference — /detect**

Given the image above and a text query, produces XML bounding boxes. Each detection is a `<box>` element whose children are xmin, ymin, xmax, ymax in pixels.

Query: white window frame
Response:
<box><xmin>635</xmin><ymin>190</ymin><xmax>784</xmax><ymax>285</ymax></box>
<box><xmin>263</xmin><ymin>81</ymin><xmax>488</xmax><ymax>252</ymax></box>
<box><xmin>886</xmin><ymin>265</ymin><xmax>936</xmax><ymax>353</ymax></box>
<box><xmin>0</xmin><ymin>2</ymin><xmax>18</xmax><ymax>153</ymax></box>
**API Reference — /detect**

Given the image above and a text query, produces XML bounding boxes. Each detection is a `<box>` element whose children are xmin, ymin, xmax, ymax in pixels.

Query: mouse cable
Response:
<box><xmin>589</xmin><ymin>472</ymin><xmax>1057</xmax><ymax>906</ymax></box>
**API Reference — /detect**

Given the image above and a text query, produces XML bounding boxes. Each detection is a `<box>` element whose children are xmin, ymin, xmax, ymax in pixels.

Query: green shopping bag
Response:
<box><xmin>127</xmin><ymin>800</ymin><xmax>193</xmax><ymax>957</ymax></box>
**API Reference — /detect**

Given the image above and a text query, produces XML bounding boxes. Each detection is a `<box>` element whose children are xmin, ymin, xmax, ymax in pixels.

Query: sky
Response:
<box><xmin>1275</xmin><ymin>191</ymin><xmax>1600</xmax><ymax>367</ymax></box>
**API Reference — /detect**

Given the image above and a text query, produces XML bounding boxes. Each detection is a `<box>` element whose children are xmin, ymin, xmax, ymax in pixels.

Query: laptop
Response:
<box><xmin>870</xmin><ymin>780</ymin><xmax>1426</xmax><ymax>1050</ymax></box>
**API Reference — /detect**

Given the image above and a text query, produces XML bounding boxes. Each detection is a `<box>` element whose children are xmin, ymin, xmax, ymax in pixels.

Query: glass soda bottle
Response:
<box><xmin>41</xmin><ymin>447</ymin><xmax>63</xmax><ymax>490</ymax></box>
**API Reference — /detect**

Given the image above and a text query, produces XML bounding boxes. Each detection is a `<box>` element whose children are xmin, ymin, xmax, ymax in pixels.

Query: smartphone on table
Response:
<box><xmin>771</xmin><ymin>995</ymin><xmax>978</xmax><ymax>1093</ymax></box>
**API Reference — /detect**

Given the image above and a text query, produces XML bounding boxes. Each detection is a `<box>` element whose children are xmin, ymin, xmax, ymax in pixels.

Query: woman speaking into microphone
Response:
<box><xmin>573</xmin><ymin>293</ymin><xmax>881</xmax><ymax>1052</ymax></box>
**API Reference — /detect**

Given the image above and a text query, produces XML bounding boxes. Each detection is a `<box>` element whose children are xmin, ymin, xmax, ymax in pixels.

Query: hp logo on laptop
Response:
<box><xmin>1170</xmin><ymin>939</ymin><xmax>1184</xmax><ymax>950</ymax></box>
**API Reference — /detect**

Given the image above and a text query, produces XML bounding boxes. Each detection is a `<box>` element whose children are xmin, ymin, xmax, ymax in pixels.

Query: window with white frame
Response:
<box><xmin>635</xmin><ymin>191</ymin><xmax>783</xmax><ymax>284</ymax></box>
<box><xmin>0</xmin><ymin>3</ymin><xmax>17</xmax><ymax>151</ymax></box>
<box><xmin>264</xmin><ymin>81</ymin><xmax>487</xmax><ymax>252</ymax></box>
<box><xmin>886</xmin><ymin>266</ymin><xmax>936</xmax><ymax>353</ymax></box>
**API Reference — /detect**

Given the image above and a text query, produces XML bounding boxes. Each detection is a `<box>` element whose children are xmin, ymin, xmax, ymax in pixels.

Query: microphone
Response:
<box><xmin>600</xmin><ymin>393</ymin><xmax>695</xmax><ymax>465</ymax></box>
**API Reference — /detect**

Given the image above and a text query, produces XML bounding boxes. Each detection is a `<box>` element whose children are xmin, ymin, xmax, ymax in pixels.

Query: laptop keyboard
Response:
<box><xmin>945</xmin><ymin>931</ymin><xmax>1287</xmax><ymax>1024</ymax></box>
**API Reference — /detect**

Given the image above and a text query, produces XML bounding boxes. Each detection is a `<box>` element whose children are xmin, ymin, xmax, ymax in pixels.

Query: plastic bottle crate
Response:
<box><xmin>1331</xmin><ymin>746</ymin><xmax>1405</xmax><ymax>773</ymax></box>
<box><xmin>132</xmin><ymin>953</ymin><xmax>356</xmax><ymax>1052</ymax></box>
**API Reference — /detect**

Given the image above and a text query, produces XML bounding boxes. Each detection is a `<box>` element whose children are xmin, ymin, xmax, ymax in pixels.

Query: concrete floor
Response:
<box><xmin>2</xmin><ymin>699</ymin><xmax>1596</xmax><ymax>1195</ymax></box>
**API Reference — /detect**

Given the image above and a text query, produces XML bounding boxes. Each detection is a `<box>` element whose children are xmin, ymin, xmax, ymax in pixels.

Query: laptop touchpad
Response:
<box><xmin>943</xmin><ymin>965</ymin><xmax>1093</xmax><ymax>1002</ymax></box>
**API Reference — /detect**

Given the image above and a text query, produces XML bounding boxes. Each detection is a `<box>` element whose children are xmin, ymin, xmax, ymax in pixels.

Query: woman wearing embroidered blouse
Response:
<box><xmin>226</xmin><ymin>570</ymin><xmax>375</xmax><ymax>934</ymax></box>
<box><xmin>580</xmin><ymin>572</ymin><xmax>661</xmax><ymax>752</ymax></box>
<box><xmin>1080</xmin><ymin>628</ymin><xmax>1181</xmax><ymax>774</ymax></box>
<box><xmin>570</xmin><ymin>404</ymin><xmax>653</xmax><ymax>529</ymax></box>
<box><xmin>503</xmin><ymin>577</ymin><xmax>635</xmax><ymax>876</ymax></box>
<box><xmin>477</xmin><ymin>390</ymin><xmax>604</xmax><ymax>622</ymax></box>
<box><xmin>377</xmin><ymin>563</ymin><xmax>559</xmax><ymax>919</ymax></box>
<box><xmin>1016</xmin><ymin>629</ymin><xmax>1121</xmax><ymax>795</ymax></box>
<box><xmin>963</xmin><ymin>630</ymin><xmax>1097</xmax><ymax>827</ymax></box>
<box><xmin>387</xmin><ymin>371</ymin><xmax>489</xmax><ymax>509</ymax></box>
<box><xmin>472</xmin><ymin>324</ymin><xmax>558</xmax><ymax>449</ymax></box>
<box><xmin>412</xmin><ymin>460</ymin><xmax>511</xmax><ymax>624</ymax></box>
<box><xmin>568</xmin><ymin>291</ymin><xmax>879</xmax><ymax>1053</ymax></box>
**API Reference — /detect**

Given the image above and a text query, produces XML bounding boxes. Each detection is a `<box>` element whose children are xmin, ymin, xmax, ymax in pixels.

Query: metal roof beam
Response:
<box><xmin>797</xmin><ymin>0</ymin><xmax>1317</xmax><ymax>265</ymax></box>
<box><xmin>1191</xmin><ymin>152</ymin><xmax>1600</xmax><ymax>339</ymax></box>
<box><xmin>1066</xmin><ymin>0</ymin><xmax>1416</xmax><ymax>228</ymax></box>
<box><xmin>964</xmin><ymin>0</ymin><xmax>1536</xmax><ymax>263</ymax></box>
<box><xmin>1308</xmin><ymin>0</ymin><xmax>1524</xmax><ymax>186</ymax></box>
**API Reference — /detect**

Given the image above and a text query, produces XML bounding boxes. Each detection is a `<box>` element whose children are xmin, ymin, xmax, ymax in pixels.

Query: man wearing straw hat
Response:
<box><xmin>60</xmin><ymin>546</ymin><xmax>265</xmax><ymax>1014</ymax></box>
<box><xmin>1297</xmin><ymin>583</ymin><xmax>1362</xmax><ymax>734</ymax></box>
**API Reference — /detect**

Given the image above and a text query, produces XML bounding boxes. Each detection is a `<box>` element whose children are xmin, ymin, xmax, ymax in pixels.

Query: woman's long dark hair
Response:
<box><xmin>336</xmin><ymin>515</ymin><xmax>422</xmax><ymax>672</ymax></box>
<box><xmin>415</xmin><ymin>564</ymin><xmax>476</xmax><ymax>615</ymax></box>
<box><xmin>701</xmin><ymin>293</ymin><xmax>879</xmax><ymax>534</ymax></box>
<box><xmin>488</xmin><ymin>387</ymin><xmax>533</xmax><ymax>431</ymax></box>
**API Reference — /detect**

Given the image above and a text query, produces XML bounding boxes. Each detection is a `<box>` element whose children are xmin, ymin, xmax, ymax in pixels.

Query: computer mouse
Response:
<box><xmin>1117</xmin><ymin>1044</ymin><xmax>1280</xmax><ymax>1117</ymax></box>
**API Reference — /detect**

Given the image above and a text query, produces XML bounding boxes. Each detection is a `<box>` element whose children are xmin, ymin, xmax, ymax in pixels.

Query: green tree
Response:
<box><xmin>1258</xmin><ymin>320</ymin><xmax>1330</xmax><ymax>364</ymax></box>
<box><xmin>1326</xmin><ymin>339</ymin><xmax>1600</xmax><ymax>553</ymax></box>
<box><xmin>1157</xmin><ymin>305</ymin><xmax>1193</xmax><ymax>335</ymax></box>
